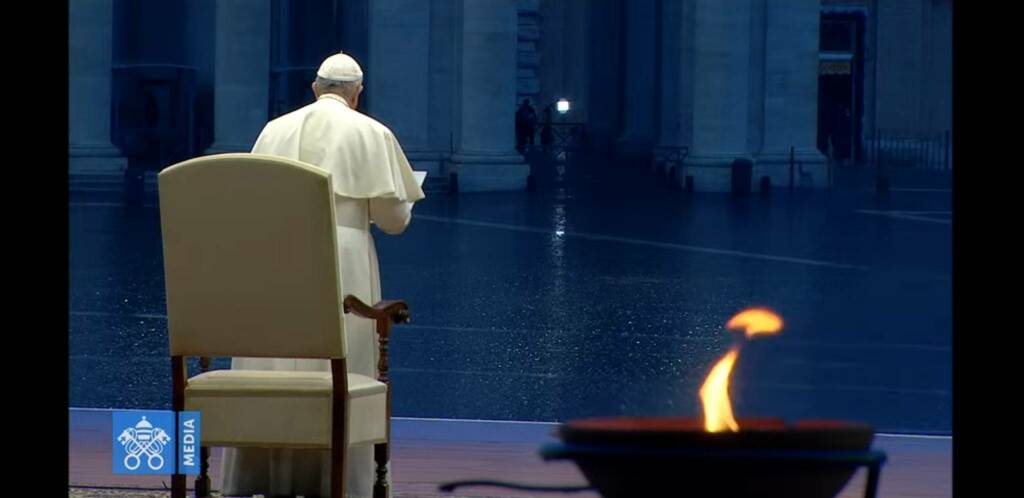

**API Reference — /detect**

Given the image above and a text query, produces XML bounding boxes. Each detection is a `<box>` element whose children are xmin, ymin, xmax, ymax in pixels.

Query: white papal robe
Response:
<box><xmin>220</xmin><ymin>93</ymin><xmax>424</xmax><ymax>498</ymax></box>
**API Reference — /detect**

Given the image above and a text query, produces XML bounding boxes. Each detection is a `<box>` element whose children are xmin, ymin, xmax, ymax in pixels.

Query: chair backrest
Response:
<box><xmin>159</xmin><ymin>153</ymin><xmax>346</xmax><ymax>359</ymax></box>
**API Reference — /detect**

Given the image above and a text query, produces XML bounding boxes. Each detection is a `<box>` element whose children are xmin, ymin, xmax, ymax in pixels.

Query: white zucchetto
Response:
<box><xmin>316</xmin><ymin>52</ymin><xmax>363</xmax><ymax>82</ymax></box>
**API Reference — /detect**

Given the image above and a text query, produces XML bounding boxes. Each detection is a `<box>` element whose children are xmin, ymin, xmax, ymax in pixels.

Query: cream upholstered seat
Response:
<box><xmin>158</xmin><ymin>153</ymin><xmax>409</xmax><ymax>498</ymax></box>
<box><xmin>185</xmin><ymin>370</ymin><xmax>387</xmax><ymax>448</ymax></box>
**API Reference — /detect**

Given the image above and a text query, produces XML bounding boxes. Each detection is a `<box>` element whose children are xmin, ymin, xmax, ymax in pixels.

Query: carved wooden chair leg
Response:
<box><xmin>331</xmin><ymin>359</ymin><xmax>349</xmax><ymax>498</ymax></box>
<box><xmin>374</xmin><ymin>311</ymin><xmax>393</xmax><ymax>498</ymax></box>
<box><xmin>193</xmin><ymin>447</ymin><xmax>211</xmax><ymax>497</ymax></box>
<box><xmin>172</xmin><ymin>356</ymin><xmax>187</xmax><ymax>498</ymax></box>
<box><xmin>374</xmin><ymin>442</ymin><xmax>390</xmax><ymax>498</ymax></box>
<box><xmin>172</xmin><ymin>474</ymin><xmax>187</xmax><ymax>498</ymax></box>
<box><xmin>194</xmin><ymin>357</ymin><xmax>212</xmax><ymax>498</ymax></box>
<box><xmin>331</xmin><ymin>446</ymin><xmax>347</xmax><ymax>498</ymax></box>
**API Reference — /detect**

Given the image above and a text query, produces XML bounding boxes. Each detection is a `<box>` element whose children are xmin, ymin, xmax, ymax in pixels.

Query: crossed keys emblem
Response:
<box><xmin>116</xmin><ymin>416</ymin><xmax>172</xmax><ymax>470</ymax></box>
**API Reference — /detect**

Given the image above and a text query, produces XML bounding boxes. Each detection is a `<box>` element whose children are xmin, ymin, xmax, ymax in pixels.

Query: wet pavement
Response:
<box><xmin>69</xmin><ymin>156</ymin><xmax>952</xmax><ymax>434</ymax></box>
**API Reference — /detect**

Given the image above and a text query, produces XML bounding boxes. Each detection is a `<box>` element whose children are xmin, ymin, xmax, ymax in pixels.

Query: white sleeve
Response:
<box><xmin>369</xmin><ymin>196</ymin><xmax>414</xmax><ymax>235</ymax></box>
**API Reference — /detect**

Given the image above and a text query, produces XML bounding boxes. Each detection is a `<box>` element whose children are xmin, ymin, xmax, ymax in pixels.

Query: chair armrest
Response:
<box><xmin>343</xmin><ymin>295</ymin><xmax>411</xmax><ymax>386</ymax></box>
<box><xmin>343</xmin><ymin>295</ymin><xmax>411</xmax><ymax>325</ymax></box>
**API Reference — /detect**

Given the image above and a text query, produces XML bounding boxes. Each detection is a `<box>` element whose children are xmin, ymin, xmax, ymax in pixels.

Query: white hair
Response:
<box><xmin>314</xmin><ymin>76</ymin><xmax>362</xmax><ymax>99</ymax></box>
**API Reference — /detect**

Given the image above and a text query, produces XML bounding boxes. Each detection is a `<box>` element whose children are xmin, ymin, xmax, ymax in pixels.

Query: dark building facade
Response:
<box><xmin>69</xmin><ymin>0</ymin><xmax>952</xmax><ymax>193</ymax></box>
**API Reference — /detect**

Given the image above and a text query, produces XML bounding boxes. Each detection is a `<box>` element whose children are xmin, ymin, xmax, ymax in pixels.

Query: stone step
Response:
<box><xmin>69</xmin><ymin>183</ymin><xmax>122</xmax><ymax>193</ymax></box>
<box><xmin>69</xmin><ymin>179</ymin><xmax>120</xmax><ymax>186</ymax></box>
<box><xmin>517</xmin><ymin>0</ymin><xmax>540</xmax><ymax>13</ymax></box>
<box><xmin>68</xmin><ymin>180</ymin><xmax>158</xmax><ymax>188</ymax></box>
<box><xmin>69</xmin><ymin>173</ymin><xmax>121</xmax><ymax>181</ymax></box>
<box><xmin>69</xmin><ymin>191</ymin><xmax>123</xmax><ymax>204</ymax></box>
<box><xmin>423</xmin><ymin>176</ymin><xmax>451</xmax><ymax>195</ymax></box>
<box><xmin>69</xmin><ymin>172</ymin><xmax>159</xmax><ymax>194</ymax></box>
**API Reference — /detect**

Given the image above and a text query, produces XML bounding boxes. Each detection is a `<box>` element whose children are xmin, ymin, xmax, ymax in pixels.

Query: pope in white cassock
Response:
<box><xmin>220</xmin><ymin>52</ymin><xmax>425</xmax><ymax>498</ymax></box>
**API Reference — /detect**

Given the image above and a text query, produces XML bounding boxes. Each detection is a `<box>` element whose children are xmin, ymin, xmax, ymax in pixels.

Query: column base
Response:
<box><xmin>676</xmin><ymin>151</ymin><xmax>831</xmax><ymax>192</ymax></box>
<box><xmin>680</xmin><ymin>153</ymin><xmax>753</xmax><ymax>192</ymax></box>
<box><xmin>450</xmin><ymin>152</ymin><xmax>530</xmax><ymax>193</ymax></box>
<box><xmin>755</xmin><ymin>149</ymin><xmax>829</xmax><ymax>189</ymax></box>
<box><xmin>69</xmin><ymin>144</ymin><xmax>127</xmax><ymax>174</ymax></box>
<box><xmin>651</xmin><ymin>144</ymin><xmax>689</xmax><ymax>176</ymax></box>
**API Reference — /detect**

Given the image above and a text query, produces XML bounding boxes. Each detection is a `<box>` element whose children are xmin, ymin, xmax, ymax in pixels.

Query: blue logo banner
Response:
<box><xmin>112</xmin><ymin>410</ymin><xmax>202</xmax><ymax>475</ymax></box>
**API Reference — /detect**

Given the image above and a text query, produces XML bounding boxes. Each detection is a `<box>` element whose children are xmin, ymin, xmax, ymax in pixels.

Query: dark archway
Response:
<box><xmin>817</xmin><ymin>11</ymin><xmax>866</xmax><ymax>164</ymax></box>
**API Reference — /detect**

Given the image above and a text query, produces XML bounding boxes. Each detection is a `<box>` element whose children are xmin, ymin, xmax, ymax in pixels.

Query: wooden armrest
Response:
<box><xmin>343</xmin><ymin>295</ymin><xmax>411</xmax><ymax>324</ymax></box>
<box><xmin>342</xmin><ymin>295</ymin><xmax>409</xmax><ymax>389</ymax></box>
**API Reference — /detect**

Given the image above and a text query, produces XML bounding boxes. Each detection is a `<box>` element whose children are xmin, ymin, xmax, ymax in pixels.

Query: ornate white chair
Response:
<box><xmin>158</xmin><ymin>153</ymin><xmax>408</xmax><ymax>498</ymax></box>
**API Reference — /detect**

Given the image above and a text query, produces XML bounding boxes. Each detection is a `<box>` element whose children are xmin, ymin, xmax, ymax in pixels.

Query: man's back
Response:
<box><xmin>253</xmin><ymin>94</ymin><xmax>423</xmax><ymax>202</ymax></box>
<box><xmin>223</xmin><ymin>51</ymin><xmax>423</xmax><ymax>498</ymax></box>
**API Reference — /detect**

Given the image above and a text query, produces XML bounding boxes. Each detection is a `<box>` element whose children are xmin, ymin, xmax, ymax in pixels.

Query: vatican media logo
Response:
<box><xmin>117</xmin><ymin>415</ymin><xmax>171</xmax><ymax>470</ymax></box>
<box><xmin>112</xmin><ymin>410</ymin><xmax>201</xmax><ymax>475</ymax></box>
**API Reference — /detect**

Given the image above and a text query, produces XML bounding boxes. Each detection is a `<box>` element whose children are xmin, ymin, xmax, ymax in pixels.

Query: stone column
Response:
<box><xmin>615</xmin><ymin>0</ymin><xmax>658</xmax><ymax>160</ymax></box>
<box><xmin>584</xmin><ymin>0</ymin><xmax>624</xmax><ymax>149</ymax></box>
<box><xmin>367</xmin><ymin>0</ymin><xmax>439</xmax><ymax>175</ymax></box>
<box><xmin>69</xmin><ymin>0</ymin><xmax>126</xmax><ymax>174</ymax></box>
<box><xmin>451</xmin><ymin>0</ymin><xmax>529</xmax><ymax>192</ymax></box>
<box><xmin>427</xmin><ymin>0</ymin><xmax>458</xmax><ymax>158</ymax></box>
<box><xmin>756</xmin><ymin>0</ymin><xmax>826</xmax><ymax>186</ymax></box>
<box><xmin>682</xmin><ymin>0</ymin><xmax>758</xmax><ymax>192</ymax></box>
<box><xmin>653</xmin><ymin>0</ymin><xmax>691</xmax><ymax>176</ymax></box>
<box><xmin>205</xmin><ymin>0</ymin><xmax>271</xmax><ymax>153</ymax></box>
<box><xmin>875</xmin><ymin>0</ymin><xmax>923</xmax><ymax>133</ymax></box>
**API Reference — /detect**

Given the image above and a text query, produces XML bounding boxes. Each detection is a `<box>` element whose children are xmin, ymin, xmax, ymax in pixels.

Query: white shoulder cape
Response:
<box><xmin>251</xmin><ymin>94</ymin><xmax>425</xmax><ymax>202</ymax></box>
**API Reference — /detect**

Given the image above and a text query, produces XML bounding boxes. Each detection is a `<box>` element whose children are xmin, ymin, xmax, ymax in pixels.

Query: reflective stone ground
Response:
<box><xmin>69</xmin><ymin>156</ymin><xmax>951</xmax><ymax>433</ymax></box>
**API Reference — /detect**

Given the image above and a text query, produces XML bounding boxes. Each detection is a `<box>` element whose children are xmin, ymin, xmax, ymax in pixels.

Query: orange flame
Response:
<box><xmin>699</xmin><ymin>348</ymin><xmax>740</xmax><ymax>432</ymax></box>
<box><xmin>700</xmin><ymin>308</ymin><xmax>783</xmax><ymax>432</ymax></box>
<box><xmin>726</xmin><ymin>307</ymin><xmax>783</xmax><ymax>338</ymax></box>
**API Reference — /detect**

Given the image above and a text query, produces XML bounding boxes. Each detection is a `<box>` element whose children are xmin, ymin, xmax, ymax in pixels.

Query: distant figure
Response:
<box><xmin>540</xmin><ymin>105</ymin><xmax>554</xmax><ymax>150</ymax></box>
<box><xmin>515</xmin><ymin>99</ymin><xmax>537</xmax><ymax>150</ymax></box>
<box><xmin>568</xmin><ymin>126</ymin><xmax>581</xmax><ymax>148</ymax></box>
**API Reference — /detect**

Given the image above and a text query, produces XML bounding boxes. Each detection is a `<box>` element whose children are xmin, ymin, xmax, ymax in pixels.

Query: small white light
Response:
<box><xmin>556</xmin><ymin>98</ymin><xmax>570</xmax><ymax>114</ymax></box>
